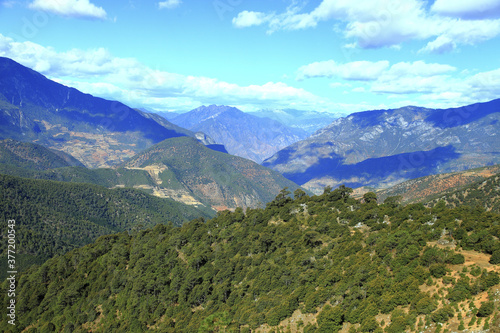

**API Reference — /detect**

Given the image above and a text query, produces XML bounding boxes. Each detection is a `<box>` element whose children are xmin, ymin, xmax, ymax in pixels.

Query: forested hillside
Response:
<box><xmin>427</xmin><ymin>172</ymin><xmax>500</xmax><ymax>213</ymax></box>
<box><xmin>2</xmin><ymin>187</ymin><xmax>498</xmax><ymax>332</ymax></box>
<box><xmin>0</xmin><ymin>139</ymin><xmax>84</xmax><ymax>170</ymax></box>
<box><xmin>0</xmin><ymin>174</ymin><xmax>214</xmax><ymax>279</ymax></box>
<box><xmin>374</xmin><ymin>165</ymin><xmax>500</xmax><ymax>206</ymax></box>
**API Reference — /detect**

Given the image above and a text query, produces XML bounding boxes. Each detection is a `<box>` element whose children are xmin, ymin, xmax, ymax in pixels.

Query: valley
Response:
<box><xmin>0</xmin><ymin>56</ymin><xmax>499</xmax><ymax>332</ymax></box>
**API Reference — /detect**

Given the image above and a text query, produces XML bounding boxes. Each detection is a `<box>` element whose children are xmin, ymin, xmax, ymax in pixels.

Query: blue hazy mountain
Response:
<box><xmin>169</xmin><ymin>105</ymin><xmax>309</xmax><ymax>163</ymax></box>
<box><xmin>0</xmin><ymin>57</ymin><xmax>225</xmax><ymax>168</ymax></box>
<box><xmin>263</xmin><ymin>100</ymin><xmax>500</xmax><ymax>193</ymax></box>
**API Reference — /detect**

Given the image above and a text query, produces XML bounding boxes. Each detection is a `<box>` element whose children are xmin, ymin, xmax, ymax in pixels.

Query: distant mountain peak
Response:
<box><xmin>263</xmin><ymin>98</ymin><xmax>500</xmax><ymax>193</ymax></box>
<box><xmin>170</xmin><ymin>104</ymin><xmax>309</xmax><ymax>163</ymax></box>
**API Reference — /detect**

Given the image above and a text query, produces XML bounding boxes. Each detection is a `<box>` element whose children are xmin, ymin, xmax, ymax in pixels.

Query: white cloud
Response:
<box><xmin>296</xmin><ymin>58</ymin><xmax>488</xmax><ymax>106</ymax></box>
<box><xmin>297</xmin><ymin>60</ymin><xmax>389</xmax><ymax>81</ymax></box>
<box><xmin>158</xmin><ymin>0</ymin><xmax>181</xmax><ymax>10</ymax></box>
<box><xmin>371</xmin><ymin>61</ymin><xmax>458</xmax><ymax>95</ymax></box>
<box><xmin>386</xmin><ymin>61</ymin><xmax>456</xmax><ymax>77</ymax></box>
<box><xmin>28</xmin><ymin>0</ymin><xmax>107</xmax><ymax>20</ymax></box>
<box><xmin>0</xmin><ymin>33</ymin><xmax>348</xmax><ymax>113</ymax></box>
<box><xmin>371</xmin><ymin>76</ymin><xmax>448</xmax><ymax>95</ymax></box>
<box><xmin>233</xmin><ymin>0</ymin><xmax>500</xmax><ymax>51</ymax></box>
<box><xmin>232</xmin><ymin>11</ymin><xmax>271</xmax><ymax>28</ymax></box>
<box><xmin>432</xmin><ymin>0</ymin><xmax>500</xmax><ymax>20</ymax></box>
<box><xmin>420</xmin><ymin>36</ymin><xmax>456</xmax><ymax>53</ymax></box>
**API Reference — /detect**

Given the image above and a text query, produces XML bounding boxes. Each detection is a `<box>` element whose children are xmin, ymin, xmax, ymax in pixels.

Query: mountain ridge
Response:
<box><xmin>263</xmin><ymin>99</ymin><xmax>500</xmax><ymax>193</ymax></box>
<box><xmin>122</xmin><ymin>136</ymin><xmax>302</xmax><ymax>210</ymax></box>
<box><xmin>0</xmin><ymin>57</ymin><xmax>226</xmax><ymax>168</ymax></box>
<box><xmin>366</xmin><ymin>164</ymin><xmax>500</xmax><ymax>206</ymax></box>
<box><xmin>169</xmin><ymin>104</ymin><xmax>309</xmax><ymax>163</ymax></box>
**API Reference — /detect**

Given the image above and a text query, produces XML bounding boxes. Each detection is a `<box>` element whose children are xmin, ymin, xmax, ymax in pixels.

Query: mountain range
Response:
<box><xmin>121</xmin><ymin>136</ymin><xmax>301</xmax><ymax>210</ymax></box>
<box><xmin>0</xmin><ymin>137</ymin><xmax>300</xmax><ymax>211</ymax></box>
<box><xmin>263</xmin><ymin>100</ymin><xmax>500</xmax><ymax>193</ymax></box>
<box><xmin>169</xmin><ymin>105</ymin><xmax>309</xmax><ymax>163</ymax></box>
<box><xmin>1</xmin><ymin>56</ymin><xmax>500</xmax><ymax>333</ymax></box>
<box><xmin>0</xmin><ymin>57</ymin><xmax>222</xmax><ymax>168</ymax></box>
<box><xmin>371</xmin><ymin>164</ymin><xmax>500</xmax><ymax>206</ymax></box>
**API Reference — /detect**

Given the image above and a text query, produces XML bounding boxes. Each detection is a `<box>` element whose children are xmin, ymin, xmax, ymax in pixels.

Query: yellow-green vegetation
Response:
<box><xmin>427</xmin><ymin>172</ymin><xmax>500</xmax><ymax>213</ymax></box>
<box><xmin>375</xmin><ymin>164</ymin><xmax>500</xmax><ymax>206</ymax></box>
<box><xmin>1</xmin><ymin>186</ymin><xmax>498</xmax><ymax>332</ymax></box>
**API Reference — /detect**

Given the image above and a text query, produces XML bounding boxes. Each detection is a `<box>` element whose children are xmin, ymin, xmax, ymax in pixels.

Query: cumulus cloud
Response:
<box><xmin>370</xmin><ymin>61</ymin><xmax>458</xmax><ymax>95</ymax></box>
<box><xmin>432</xmin><ymin>0</ymin><xmax>500</xmax><ymax>20</ymax></box>
<box><xmin>233</xmin><ymin>0</ymin><xmax>500</xmax><ymax>51</ymax></box>
<box><xmin>158</xmin><ymin>0</ymin><xmax>181</xmax><ymax>10</ymax></box>
<box><xmin>420</xmin><ymin>36</ymin><xmax>456</xmax><ymax>54</ymax></box>
<box><xmin>28</xmin><ymin>0</ymin><xmax>107</xmax><ymax>20</ymax></box>
<box><xmin>232</xmin><ymin>11</ymin><xmax>271</xmax><ymax>28</ymax></box>
<box><xmin>295</xmin><ymin>58</ymin><xmax>492</xmax><ymax>107</ymax></box>
<box><xmin>0</xmin><ymin>33</ymin><xmax>341</xmax><ymax>113</ymax></box>
<box><xmin>385</xmin><ymin>61</ymin><xmax>456</xmax><ymax>77</ymax></box>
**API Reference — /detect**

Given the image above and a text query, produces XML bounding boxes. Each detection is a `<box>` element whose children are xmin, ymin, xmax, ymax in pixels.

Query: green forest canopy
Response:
<box><xmin>1</xmin><ymin>186</ymin><xmax>499</xmax><ymax>332</ymax></box>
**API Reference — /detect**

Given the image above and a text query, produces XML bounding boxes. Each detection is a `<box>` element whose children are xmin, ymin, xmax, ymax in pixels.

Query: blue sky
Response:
<box><xmin>1</xmin><ymin>0</ymin><xmax>500</xmax><ymax>116</ymax></box>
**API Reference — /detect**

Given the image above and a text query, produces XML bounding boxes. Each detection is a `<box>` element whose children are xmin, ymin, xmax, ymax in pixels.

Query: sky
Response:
<box><xmin>0</xmin><ymin>0</ymin><xmax>500</xmax><ymax>116</ymax></box>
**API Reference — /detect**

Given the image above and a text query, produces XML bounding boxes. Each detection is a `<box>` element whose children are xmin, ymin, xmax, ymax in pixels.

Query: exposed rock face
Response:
<box><xmin>169</xmin><ymin>105</ymin><xmax>309</xmax><ymax>163</ymax></box>
<box><xmin>263</xmin><ymin>100</ymin><xmax>500</xmax><ymax>193</ymax></box>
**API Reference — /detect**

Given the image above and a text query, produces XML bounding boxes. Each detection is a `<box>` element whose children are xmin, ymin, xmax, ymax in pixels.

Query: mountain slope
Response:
<box><xmin>426</xmin><ymin>169</ymin><xmax>500</xmax><ymax>213</ymax></box>
<box><xmin>170</xmin><ymin>105</ymin><xmax>309</xmax><ymax>163</ymax></box>
<box><xmin>263</xmin><ymin>99</ymin><xmax>500</xmax><ymax>193</ymax></box>
<box><xmin>372</xmin><ymin>164</ymin><xmax>500</xmax><ymax>206</ymax></box>
<box><xmin>0</xmin><ymin>174</ymin><xmax>214</xmax><ymax>279</ymax></box>
<box><xmin>122</xmin><ymin>136</ymin><xmax>302</xmax><ymax>210</ymax></box>
<box><xmin>0</xmin><ymin>138</ymin><xmax>84</xmax><ymax>171</ymax></box>
<box><xmin>0</xmin><ymin>138</ymin><xmax>294</xmax><ymax>211</ymax></box>
<box><xmin>2</xmin><ymin>186</ymin><xmax>498</xmax><ymax>332</ymax></box>
<box><xmin>0</xmin><ymin>57</ymin><xmax>219</xmax><ymax>168</ymax></box>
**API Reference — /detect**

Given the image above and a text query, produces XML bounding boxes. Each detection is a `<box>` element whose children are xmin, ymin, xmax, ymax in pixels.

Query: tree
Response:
<box><xmin>383</xmin><ymin>196</ymin><xmax>401</xmax><ymax>208</ymax></box>
<box><xmin>489</xmin><ymin>250</ymin><xmax>500</xmax><ymax>264</ymax></box>
<box><xmin>477</xmin><ymin>302</ymin><xmax>494</xmax><ymax>317</ymax></box>
<box><xmin>317</xmin><ymin>305</ymin><xmax>344</xmax><ymax>333</ymax></box>
<box><xmin>363</xmin><ymin>192</ymin><xmax>377</xmax><ymax>205</ymax></box>
<box><xmin>269</xmin><ymin>187</ymin><xmax>292</xmax><ymax>208</ymax></box>
<box><xmin>293</xmin><ymin>188</ymin><xmax>307</xmax><ymax>200</ymax></box>
<box><xmin>198</xmin><ymin>311</ymin><xmax>231</xmax><ymax>332</ymax></box>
